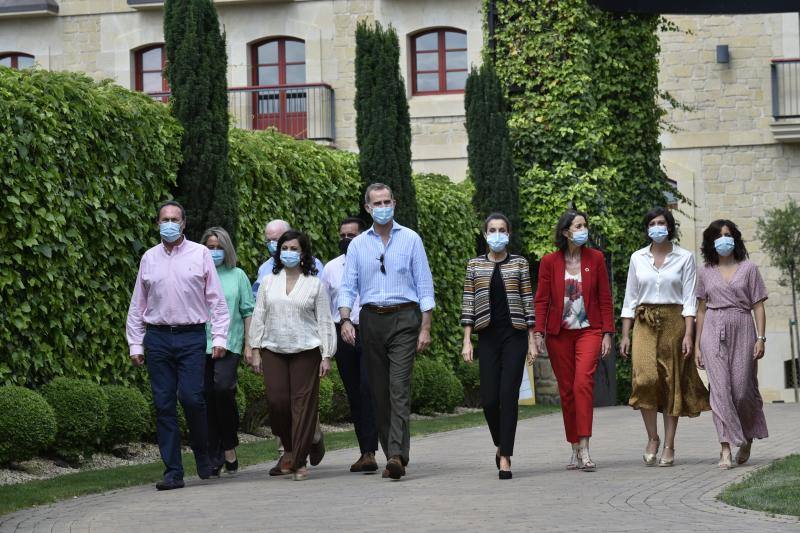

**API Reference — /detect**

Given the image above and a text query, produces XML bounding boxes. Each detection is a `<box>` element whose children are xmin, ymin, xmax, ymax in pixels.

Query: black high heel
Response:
<box><xmin>225</xmin><ymin>459</ymin><xmax>239</xmax><ymax>474</ymax></box>
<box><xmin>499</xmin><ymin>470</ymin><xmax>512</xmax><ymax>480</ymax></box>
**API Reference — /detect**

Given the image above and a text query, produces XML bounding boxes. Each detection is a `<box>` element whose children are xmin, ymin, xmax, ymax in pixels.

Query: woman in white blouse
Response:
<box><xmin>619</xmin><ymin>207</ymin><xmax>710</xmax><ymax>467</ymax></box>
<box><xmin>249</xmin><ymin>230</ymin><xmax>337</xmax><ymax>481</ymax></box>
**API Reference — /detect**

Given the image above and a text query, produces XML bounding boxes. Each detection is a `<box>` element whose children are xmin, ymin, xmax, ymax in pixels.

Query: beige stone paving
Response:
<box><xmin>2</xmin><ymin>404</ymin><xmax>799</xmax><ymax>532</ymax></box>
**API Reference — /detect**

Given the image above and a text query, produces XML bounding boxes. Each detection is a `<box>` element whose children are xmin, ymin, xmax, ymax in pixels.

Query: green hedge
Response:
<box><xmin>0</xmin><ymin>386</ymin><xmax>57</xmax><ymax>465</ymax></box>
<box><xmin>411</xmin><ymin>358</ymin><xmax>463</xmax><ymax>415</ymax></box>
<box><xmin>454</xmin><ymin>361</ymin><xmax>481</xmax><ymax>408</ymax></box>
<box><xmin>0</xmin><ymin>68</ymin><xmax>181</xmax><ymax>387</ymax></box>
<box><xmin>101</xmin><ymin>385</ymin><xmax>149</xmax><ymax>448</ymax></box>
<box><xmin>42</xmin><ymin>378</ymin><xmax>109</xmax><ymax>462</ymax></box>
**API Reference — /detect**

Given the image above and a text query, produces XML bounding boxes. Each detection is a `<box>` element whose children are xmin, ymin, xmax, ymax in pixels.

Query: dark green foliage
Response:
<box><xmin>230</xmin><ymin>128</ymin><xmax>363</xmax><ymax>274</ymax></box>
<box><xmin>0</xmin><ymin>68</ymin><xmax>181</xmax><ymax>387</ymax></box>
<box><xmin>0</xmin><ymin>386</ymin><xmax>57</xmax><ymax>465</ymax></box>
<box><xmin>415</xmin><ymin>174</ymin><xmax>480</xmax><ymax>368</ymax></box>
<box><xmin>454</xmin><ymin>361</ymin><xmax>481</xmax><ymax>408</ymax></box>
<box><xmin>355</xmin><ymin>20</ymin><xmax>417</xmax><ymax>230</ymax></box>
<box><xmin>101</xmin><ymin>385</ymin><xmax>149</xmax><ymax>448</ymax></box>
<box><xmin>491</xmin><ymin>1</ymin><xmax>683</xmax><ymax>402</ymax></box>
<box><xmin>42</xmin><ymin>378</ymin><xmax>109</xmax><ymax>462</ymax></box>
<box><xmin>411</xmin><ymin>358</ymin><xmax>464</xmax><ymax>415</ymax></box>
<box><xmin>464</xmin><ymin>61</ymin><xmax>520</xmax><ymax>252</ymax></box>
<box><xmin>237</xmin><ymin>365</ymin><xmax>268</xmax><ymax>432</ymax></box>
<box><xmin>322</xmin><ymin>360</ymin><xmax>351</xmax><ymax>423</ymax></box>
<box><xmin>318</xmin><ymin>377</ymin><xmax>334</xmax><ymax>422</ymax></box>
<box><xmin>164</xmin><ymin>0</ymin><xmax>236</xmax><ymax>241</ymax></box>
<box><xmin>237</xmin><ymin>365</ymin><xmax>265</xmax><ymax>407</ymax></box>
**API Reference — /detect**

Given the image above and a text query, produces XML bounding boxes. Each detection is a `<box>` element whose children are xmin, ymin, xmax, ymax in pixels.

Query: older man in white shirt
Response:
<box><xmin>320</xmin><ymin>217</ymin><xmax>379</xmax><ymax>473</ymax></box>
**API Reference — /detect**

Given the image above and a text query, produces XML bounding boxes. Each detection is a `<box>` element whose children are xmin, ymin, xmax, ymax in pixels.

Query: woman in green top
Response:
<box><xmin>201</xmin><ymin>227</ymin><xmax>256</xmax><ymax>475</ymax></box>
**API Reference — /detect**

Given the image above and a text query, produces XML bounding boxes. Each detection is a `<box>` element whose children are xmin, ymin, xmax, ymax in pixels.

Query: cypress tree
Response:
<box><xmin>355</xmin><ymin>21</ymin><xmax>417</xmax><ymax>230</ymax></box>
<box><xmin>164</xmin><ymin>0</ymin><xmax>237</xmax><ymax>242</ymax></box>
<box><xmin>465</xmin><ymin>61</ymin><xmax>519</xmax><ymax>252</ymax></box>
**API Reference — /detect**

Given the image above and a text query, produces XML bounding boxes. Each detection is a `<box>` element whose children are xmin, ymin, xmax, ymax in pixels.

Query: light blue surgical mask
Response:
<box><xmin>280</xmin><ymin>250</ymin><xmax>301</xmax><ymax>268</ymax></box>
<box><xmin>267</xmin><ymin>240</ymin><xmax>278</xmax><ymax>255</ymax></box>
<box><xmin>648</xmin><ymin>225</ymin><xmax>669</xmax><ymax>244</ymax></box>
<box><xmin>210</xmin><ymin>249</ymin><xmax>225</xmax><ymax>266</ymax></box>
<box><xmin>486</xmin><ymin>232</ymin><xmax>509</xmax><ymax>252</ymax></box>
<box><xmin>159</xmin><ymin>221</ymin><xmax>182</xmax><ymax>243</ymax></box>
<box><xmin>371</xmin><ymin>206</ymin><xmax>394</xmax><ymax>225</ymax></box>
<box><xmin>570</xmin><ymin>229</ymin><xmax>589</xmax><ymax>246</ymax></box>
<box><xmin>714</xmin><ymin>236</ymin><xmax>735</xmax><ymax>257</ymax></box>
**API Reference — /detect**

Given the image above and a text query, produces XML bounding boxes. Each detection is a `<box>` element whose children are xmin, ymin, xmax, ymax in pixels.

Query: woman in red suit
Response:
<box><xmin>533</xmin><ymin>210</ymin><xmax>614</xmax><ymax>471</ymax></box>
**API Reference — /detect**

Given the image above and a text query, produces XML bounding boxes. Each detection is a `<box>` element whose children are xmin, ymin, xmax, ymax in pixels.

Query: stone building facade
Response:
<box><xmin>659</xmin><ymin>12</ymin><xmax>800</xmax><ymax>402</ymax></box>
<box><xmin>0</xmin><ymin>0</ymin><xmax>481</xmax><ymax>179</ymax></box>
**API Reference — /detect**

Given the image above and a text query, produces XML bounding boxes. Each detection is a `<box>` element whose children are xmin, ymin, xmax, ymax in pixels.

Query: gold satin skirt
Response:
<box><xmin>628</xmin><ymin>304</ymin><xmax>710</xmax><ymax>417</ymax></box>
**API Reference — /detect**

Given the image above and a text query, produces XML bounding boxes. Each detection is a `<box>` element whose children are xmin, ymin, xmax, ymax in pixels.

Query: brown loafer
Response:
<box><xmin>382</xmin><ymin>468</ymin><xmax>390</xmax><ymax>478</ymax></box>
<box><xmin>350</xmin><ymin>454</ymin><xmax>365</xmax><ymax>472</ymax></box>
<box><xmin>309</xmin><ymin>434</ymin><xmax>325</xmax><ymax>466</ymax></box>
<box><xmin>385</xmin><ymin>456</ymin><xmax>405</xmax><ymax>480</ymax></box>
<box><xmin>360</xmin><ymin>452</ymin><xmax>378</xmax><ymax>472</ymax></box>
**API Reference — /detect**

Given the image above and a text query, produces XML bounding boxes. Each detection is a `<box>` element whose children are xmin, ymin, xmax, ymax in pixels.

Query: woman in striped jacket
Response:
<box><xmin>461</xmin><ymin>213</ymin><xmax>536</xmax><ymax>480</ymax></box>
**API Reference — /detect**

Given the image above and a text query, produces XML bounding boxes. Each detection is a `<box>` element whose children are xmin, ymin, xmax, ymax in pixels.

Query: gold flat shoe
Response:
<box><xmin>736</xmin><ymin>440</ymin><xmax>752</xmax><ymax>465</ymax></box>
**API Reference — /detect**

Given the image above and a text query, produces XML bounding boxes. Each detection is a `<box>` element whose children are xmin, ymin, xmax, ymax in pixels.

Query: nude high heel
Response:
<box><xmin>658</xmin><ymin>445</ymin><xmax>675</xmax><ymax>467</ymax></box>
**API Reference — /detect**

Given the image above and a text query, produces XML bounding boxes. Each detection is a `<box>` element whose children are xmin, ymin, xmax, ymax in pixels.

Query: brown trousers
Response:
<box><xmin>262</xmin><ymin>348</ymin><xmax>321</xmax><ymax>470</ymax></box>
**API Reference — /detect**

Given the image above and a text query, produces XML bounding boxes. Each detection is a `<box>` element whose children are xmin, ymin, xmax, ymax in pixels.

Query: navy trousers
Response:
<box><xmin>335</xmin><ymin>324</ymin><xmax>378</xmax><ymax>454</ymax></box>
<box><xmin>145</xmin><ymin>328</ymin><xmax>211</xmax><ymax>481</ymax></box>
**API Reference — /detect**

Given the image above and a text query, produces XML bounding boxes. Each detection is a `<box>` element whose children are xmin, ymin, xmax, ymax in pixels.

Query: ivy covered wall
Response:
<box><xmin>490</xmin><ymin>0</ymin><xmax>682</xmax><ymax>401</ymax></box>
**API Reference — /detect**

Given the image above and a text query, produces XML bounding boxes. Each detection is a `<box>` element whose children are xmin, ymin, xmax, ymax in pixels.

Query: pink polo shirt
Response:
<box><xmin>126</xmin><ymin>238</ymin><xmax>229</xmax><ymax>356</ymax></box>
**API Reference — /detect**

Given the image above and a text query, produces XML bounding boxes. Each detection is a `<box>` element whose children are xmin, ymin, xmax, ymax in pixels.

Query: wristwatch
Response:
<box><xmin>341</xmin><ymin>317</ymin><xmax>353</xmax><ymax>326</ymax></box>
<box><xmin>756</xmin><ymin>336</ymin><xmax>766</xmax><ymax>342</ymax></box>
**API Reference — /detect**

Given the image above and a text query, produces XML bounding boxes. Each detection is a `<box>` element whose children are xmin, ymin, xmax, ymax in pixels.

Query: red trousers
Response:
<box><xmin>546</xmin><ymin>328</ymin><xmax>602</xmax><ymax>443</ymax></box>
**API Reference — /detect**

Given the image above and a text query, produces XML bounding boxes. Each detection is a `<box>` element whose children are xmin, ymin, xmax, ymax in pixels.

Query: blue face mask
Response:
<box><xmin>648</xmin><ymin>225</ymin><xmax>669</xmax><ymax>244</ymax></box>
<box><xmin>486</xmin><ymin>232</ymin><xmax>509</xmax><ymax>252</ymax></box>
<box><xmin>371</xmin><ymin>206</ymin><xmax>394</xmax><ymax>225</ymax></box>
<box><xmin>210</xmin><ymin>249</ymin><xmax>225</xmax><ymax>266</ymax></box>
<box><xmin>570</xmin><ymin>229</ymin><xmax>589</xmax><ymax>246</ymax></box>
<box><xmin>267</xmin><ymin>240</ymin><xmax>278</xmax><ymax>255</ymax></box>
<box><xmin>714</xmin><ymin>236</ymin><xmax>735</xmax><ymax>257</ymax></box>
<box><xmin>280</xmin><ymin>250</ymin><xmax>301</xmax><ymax>268</ymax></box>
<box><xmin>159</xmin><ymin>221</ymin><xmax>182</xmax><ymax>243</ymax></box>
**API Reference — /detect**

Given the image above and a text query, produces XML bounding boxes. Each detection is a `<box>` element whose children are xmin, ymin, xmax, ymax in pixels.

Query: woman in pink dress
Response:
<box><xmin>694</xmin><ymin>220</ymin><xmax>768</xmax><ymax>469</ymax></box>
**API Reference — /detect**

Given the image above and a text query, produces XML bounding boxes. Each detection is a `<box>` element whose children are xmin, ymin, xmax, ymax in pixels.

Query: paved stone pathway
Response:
<box><xmin>2</xmin><ymin>404</ymin><xmax>799</xmax><ymax>532</ymax></box>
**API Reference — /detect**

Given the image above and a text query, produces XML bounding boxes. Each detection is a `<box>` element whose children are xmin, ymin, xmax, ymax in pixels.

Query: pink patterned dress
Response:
<box><xmin>696</xmin><ymin>260</ymin><xmax>769</xmax><ymax>446</ymax></box>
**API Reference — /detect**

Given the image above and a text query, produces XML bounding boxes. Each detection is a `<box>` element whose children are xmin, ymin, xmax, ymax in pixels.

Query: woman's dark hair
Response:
<box><xmin>700</xmin><ymin>219</ymin><xmax>749</xmax><ymax>265</ymax></box>
<box><xmin>272</xmin><ymin>230</ymin><xmax>318</xmax><ymax>276</ymax></box>
<box><xmin>643</xmin><ymin>207</ymin><xmax>676</xmax><ymax>242</ymax></box>
<box><xmin>483</xmin><ymin>212</ymin><xmax>511</xmax><ymax>233</ymax></box>
<box><xmin>554</xmin><ymin>209</ymin><xmax>589</xmax><ymax>251</ymax></box>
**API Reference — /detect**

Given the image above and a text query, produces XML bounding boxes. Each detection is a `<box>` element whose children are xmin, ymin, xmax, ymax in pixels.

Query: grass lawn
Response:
<box><xmin>0</xmin><ymin>404</ymin><xmax>558</xmax><ymax>517</ymax></box>
<box><xmin>718</xmin><ymin>454</ymin><xmax>800</xmax><ymax>517</ymax></box>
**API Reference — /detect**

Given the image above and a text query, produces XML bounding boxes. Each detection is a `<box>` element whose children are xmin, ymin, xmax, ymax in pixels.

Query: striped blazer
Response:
<box><xmin>460</xmin><ymin>254</ymin><xmax>535</xmax><ymax>331</ymax></box>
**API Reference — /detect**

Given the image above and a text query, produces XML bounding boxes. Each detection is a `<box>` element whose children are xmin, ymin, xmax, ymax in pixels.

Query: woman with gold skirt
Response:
<box><xmin>619</xmin><ymin>207</ymin><xmax>710</xmax><ymax>466</ymax></box>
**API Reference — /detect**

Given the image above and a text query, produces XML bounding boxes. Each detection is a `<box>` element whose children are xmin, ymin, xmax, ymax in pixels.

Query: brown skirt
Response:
<box><xmin>628</xmin><ymin>304</ymin><xmax>710</xmax><ymax>417</ymax></box>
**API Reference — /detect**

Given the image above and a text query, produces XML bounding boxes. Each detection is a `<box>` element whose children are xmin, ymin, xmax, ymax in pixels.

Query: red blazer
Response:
<box><xmin>534</xmin><ymin>247</ymin><xmax>614</xmax><ymax>336</ymax></box>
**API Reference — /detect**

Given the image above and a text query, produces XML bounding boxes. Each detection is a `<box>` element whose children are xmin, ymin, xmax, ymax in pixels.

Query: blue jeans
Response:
<box><xmin>145</xmin><ymin>328</ymin><xmax>211</xmax><ymax>481</ymax></box>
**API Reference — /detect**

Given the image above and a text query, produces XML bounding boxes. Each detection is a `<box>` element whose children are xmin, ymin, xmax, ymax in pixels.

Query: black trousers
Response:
<box><xmin>204</xmin><ymin>350</ymin><xmax>240</xmax><ymax>468</ymax></box>
<box><xmin>335</xmin><ymin>324</ymin><xmax>378</xmax><ymax>454</ymax></box>
<box><xmin>477</xmin><ymin>325</ymin><xmax>527</xmax><ymax>456</ymax></box>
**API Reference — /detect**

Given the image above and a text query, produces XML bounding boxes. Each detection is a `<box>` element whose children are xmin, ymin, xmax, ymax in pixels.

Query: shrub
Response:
<box><xmin>321</xmin><ymin>361</ymin><xmax>351</xmax><ymax>424</ymax></box>
<box><xmin>411</xmin><ymin>358</ymin><xmax>464</xmax><ymax>415</ymax></box>
<box><xmin>318</xmin><ymin>377</ymin><xmax>334</xmax><ymax>423</ymax></box>
<box><xmin>455</xmin><ymin>361</ymin><xmax>481</xmax><ymax>408</ymax></box>
<box><xmin>101</xmin><ymin>385</ymin><xmax>149</xmax><ymax>448</ymax></box>
<box><xmin>42</xmin><ymin>378</ymin><xmax>109</xmax><ymax>462</ymax></box>
<box><xmin>237</xmin><ymin>365</ymin><xmax>265</xmax><ymax>407</ymax></box>
<box><xmin>138</xmin><ymin>384</ymin><xmax>189</xmax><ymax>441</ymax></box>
<box><xmin>0</xmin><ymin>68</ymin><xmax>181</xmax><ymax>388</ymax></box>
<box><xmin>0</xmin><ymin>386</ymin><xmax>57</xmax><ymax>465</ymax></box>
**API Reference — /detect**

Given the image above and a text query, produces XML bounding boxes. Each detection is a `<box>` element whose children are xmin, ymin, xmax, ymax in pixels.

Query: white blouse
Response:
<box><xmin>621</xmin><ymin>243</ymin><xmax>697</xmax><ymax>318</ymax></box>
<box><xmin>249</xmin><ymin>270</ymin><xmax>337</xmax><ymax>358</ymax></box>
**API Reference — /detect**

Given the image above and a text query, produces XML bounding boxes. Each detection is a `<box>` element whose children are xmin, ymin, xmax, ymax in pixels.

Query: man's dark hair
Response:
<box><xmin>272</xmin><ymin>230</ymin><xmax>318</xmax><ymax>276</ymax></box>
<box><xmin>643</xmin><ymin>206</ymin><xmax>676</xmax><ymax>242</ymax></box>
<box><xmin>340</xmin><ymin>216</ymin><xmax>367</xmax><ymax>232</ymax></box>
<box><xmin>700</xmin><ymin>219</ymin><xmax>749</xmax><ymax>265</ymax></box>
<box><xmin>156</xmin><ymin>200</ymin><xmax>186</xmax><ymax>222</ymax></box>
<box><xmin>554</xmin><ymin>209</ymin><xmax>589</xmax><ymax>251</ymax></box>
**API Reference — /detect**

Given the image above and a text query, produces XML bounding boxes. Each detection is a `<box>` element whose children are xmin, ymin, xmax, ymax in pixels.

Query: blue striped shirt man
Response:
<box><xmin>338</xmin><ymin>222</ymin><xmax>435</xmax><ymax>312</ymax></box>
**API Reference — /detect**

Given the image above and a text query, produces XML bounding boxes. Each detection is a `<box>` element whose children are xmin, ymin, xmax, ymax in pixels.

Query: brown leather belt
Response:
<box><xmin>363</xmin><ymin>302</ymin><xmax>418</xmax><ymax>315</ymax></box>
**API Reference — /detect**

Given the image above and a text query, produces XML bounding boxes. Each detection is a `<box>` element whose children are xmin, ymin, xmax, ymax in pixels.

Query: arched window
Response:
<box><xmin>134</xmin><ymin>44</ymin><xmax>168</xmax><ymax>94</ymax></box>
<box><xmin>410</xmin><ymin>28</ymin><xmax>467</xmax><ymax>95</ymax></box>
<box><xmin>0</xmin><ymin>52</ymin><xmax>34</xmax><ymax>70</ymax></box>
<box><xmin>250</xmin><ymin>37</ymin><xmax>307</xmax><ymax>137</ymax></box>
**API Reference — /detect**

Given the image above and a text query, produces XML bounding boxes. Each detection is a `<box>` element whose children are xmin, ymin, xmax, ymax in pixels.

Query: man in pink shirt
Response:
<box><xmin>126</xmin><ymin>201</ymin><xmax>230</xmax><ymax>491</ymax></box>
